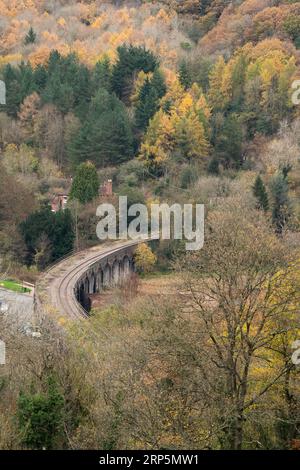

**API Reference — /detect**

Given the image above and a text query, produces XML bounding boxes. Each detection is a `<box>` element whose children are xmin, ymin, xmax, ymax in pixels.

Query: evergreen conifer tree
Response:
<box><xmin>3</xmin><ymin>64</ymin><xmax>22</xmax><ymax>116</ymax></box>
<box><xmin>135</xmin><ymin>78</ymin><xmax>159</xmax><ymax>131</ymax></box>
<box><xmin>270</xmin><ymin>173</ymin><xmax>291</xmax><ymax>234</ymax></box>
<box><xmin>253</xmin><ymin>175</ymin><xmax>269</xmax><ymax>211</ymax></box>
<box><xmin>34</xmin><ymin>64</ymin><xmax>48</xmax><ymax>92</ymax></box>
<box><xmin>93</xmin><ymin>56</ymin><xmax>112</xmax><ymax>92</ymax></box>
<box><xmin>179</xmin><ymin>62</ymin><xmax>192</xmax><ymax>90</ymax></box>
<box><xmin>24</xmin><ymin>27</ymin><xmax>37</xmax><ymax>45</ymax></box>
<box><xmin>111</xmin><ymin>45</ymin><xmax>158</xmax><ymax>103</ymax></box>
<box><xmin>135</xmin><ymin>69</ymin><xmax>166</xmax><ymax>131</ymax></box>
<box><xmin>69</xmin><ymin>161</ymin><xmax>100</xmax><ymax>204</ymax></box>
<box><xmin>69</xmin><ymin>90</ymin><xmax>133</xmax><ymax>167</ymax></box>
<box><xmin>151</xmin><ymin>68</ymin><xmax>167</xmax><ymax>98</ymax></box>
<box><xmin>214</xmin><ymin>113</ymin><xmax>243</xmax><ymax>168</ymax></box>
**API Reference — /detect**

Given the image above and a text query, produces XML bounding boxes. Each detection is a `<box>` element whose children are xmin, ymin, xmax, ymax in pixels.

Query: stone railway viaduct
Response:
<box><xmin>35</xmin><ymin>239</ymin><xmax>150</xmax><ymax>320</ymax></box>
<box><xmin>75</xmin><ymin>244</ymin><xmax>135</xmax><ymax>311</ymax></box>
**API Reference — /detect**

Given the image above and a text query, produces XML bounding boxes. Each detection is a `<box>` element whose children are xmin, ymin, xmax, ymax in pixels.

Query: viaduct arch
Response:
<box><xmin>74</xmin><ymin>248</ymin><xmax>135</xmax><ymax>311</ymax></box>
<box><xmin>34</xmin><ymin>239</ymin><xmax>150</xmax><ymax>320</ymax></box>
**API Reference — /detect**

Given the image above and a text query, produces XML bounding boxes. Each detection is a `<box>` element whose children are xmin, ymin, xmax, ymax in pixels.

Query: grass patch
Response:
<box><xmin>0</xmin><ymin>279</ymin><xmax>31</xmax><ymax>294</ymax></box>
<box><xmin>139</xmin><ymin>269</ymin><xmax>174</xmax><ymax>279</ymax></box>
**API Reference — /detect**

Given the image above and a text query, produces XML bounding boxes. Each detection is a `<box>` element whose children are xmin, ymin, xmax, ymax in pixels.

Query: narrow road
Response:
<box><xmin>0</xmin><ymin>288</ymin><xmax>33</xmax><ymax>330</ymax></box>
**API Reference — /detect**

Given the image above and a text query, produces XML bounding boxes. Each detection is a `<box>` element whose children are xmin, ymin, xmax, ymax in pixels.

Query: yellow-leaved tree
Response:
<box><xmin>139</xmin><ymin>79</ymin><xmax>210</xmax><ymax>173</ymax></box>
<box><xmin>139</xmin><ymin>109</ymin><xmax>175</xmax><ymax>175</ymax></box>
<box><xmin>208</xmin><ymin>56</ymin><xmax>229</xmax><ymax>111</ymax></box>
<box><xmin>134</xmin><ymin>243</ymin><xmax>157</xmax><ymax>273</ymax></box>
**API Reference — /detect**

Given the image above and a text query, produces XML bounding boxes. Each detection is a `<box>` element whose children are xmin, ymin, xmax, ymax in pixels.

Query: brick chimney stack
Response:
<box><xmin>106</xmin><ymin>179</ymin><xmax>112</xmax><ymax>196</ymax></box>
<box><xmin>100</xmin><ymin>179</ymin><xmax>113</xmax><ymax>197</ymax></box>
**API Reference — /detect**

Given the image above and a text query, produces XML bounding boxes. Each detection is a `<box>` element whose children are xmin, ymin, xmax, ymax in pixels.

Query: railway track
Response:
<box><xmin>35</xmin><ymin>238</ymin><xmax>148</xmax><ymax>320</ymax></box>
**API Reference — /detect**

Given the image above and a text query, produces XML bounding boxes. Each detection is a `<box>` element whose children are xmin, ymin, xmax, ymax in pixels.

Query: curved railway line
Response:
<box><xmin>35</xmin><ymin>238</ymin><xmax>148</xmax><ymax>321</ymax></box>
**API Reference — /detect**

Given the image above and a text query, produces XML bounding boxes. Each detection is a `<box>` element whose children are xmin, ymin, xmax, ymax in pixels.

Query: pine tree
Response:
<box><xmin>34</xmin><ymin>64</ymin><xmax>48</xmax><ymax>92</ymax></box>
<box><xmin>93</xmin><ymin>56</ymin><xmax>111</xmax><ymax>92</ymax></box>
<box><xmin>3</xmin><ymin>62</ymin><xmax>38</xmax><ymax>116</ymax></box>
<box><xmin>151</xmin><ymin>68</ymin><xmax>167</xmax><ymax>99</ymax></box>
<box><xmin>179</xmin><ymin>62</ymin><xmax>192</xmax><ymax>90</ymax></box>
<box><xmin>91</xmin><ymin>109</ymin><xmax>133</xmax><ymax>165</ymax></box>
<box><xmin>42</xmin><ymin>53</ymin><xmax>88</xmax><ymax>114</ymax></box>
<box><xmin>3</xmin><ymin>64</ymin><xmax>22</xmax><ymax>116</ymax></box>
<box><xmin>214</xmin><ymin>113</ymin><xmax>243</xmax><ymax>168</ymax></box>
<box><xmin>135</xmin><ymin>79</ymin><xmax>159</xmax><ymax>131</ymax></box>
<box><xmin>253</xmin><ymin>175</ymin><xmax>269</xmax><ymax>211</ymax></box>
<box><xmin>73</xmin><ymin>65</ymin><xmax>92</xmax><ymax>119</ymax></box>
<box><xmin>19</xmin><ymin>62</ymin><xmax>36</xmax><ymax>101</ymax></box>
<box><xmin>69</xmin><ymin>90</ymin><xmax>133</xmax><ymax>167</ymax></box>
<box><xmin>270</xmin><ymin>173</ymin><xmax>291</xmax><ymax>234</ymax></box>
<box><xmin>230</xmin><ymin>53</ymin><xmax>247</xmax><ymax>112</ymax></box>
<box><xmin>68</xmin><ymin>122</ymin><xmax>91</xmax><ymax>167</ymax></box>
<box><xmin>111</xmin><ymin>45</ymin><xmax>158</xmax><ymax>103</ymax></box>
<box><xmin>43</xmin><ymin>69</ymin><xmax>74</xmax><ymax>114</ymax></box>
<box><xmin>24</xmin><ymin>27</ymin><xmax>37</xmax><ymax>45</ymax></box>
<box><xmin>70</xmin><ymin>161</ymin><xmax>99</xmax><ymax>204</ymax></box>
<box><xmin>47</xmin><ymin>50</ymin><xmax>61</xmax><ymax>74</ymax></box>
<box><xmin>135</xmin><ymin>68</ymin><xmax>166</xmax><ymax>131</ymax></box>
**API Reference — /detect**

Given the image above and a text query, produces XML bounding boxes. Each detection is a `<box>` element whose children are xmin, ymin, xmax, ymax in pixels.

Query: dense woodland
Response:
<box><xmin>1</xmin><ymin>0</ymin><xmax>300</xmax><ymax>450</ymax></box>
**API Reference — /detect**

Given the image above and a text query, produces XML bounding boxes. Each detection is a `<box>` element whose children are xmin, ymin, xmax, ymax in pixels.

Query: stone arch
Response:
<box><xmin>84</xmin><ymin>277</ymin><xmax>89</xmax><ymax>295</ymax></box>
<box><xmin>112</xmin><ymin>259</ymin><xmax>120</xmax><ymax>286</ymax></box>
<box><xmin>95</xmin><ymin>268</ymin><xmax>103</xmax><ymax>292</ymax></box>
<box><xmin>103</xmin><ymin>263</ymin><xmax>111</xmax><ymax>287</ymax></box>
<box><xmin>119</xmin><ymin>258</ymin><xmax>124</xmax><ymax>281</ymax></box>
<box><xmin>87</xmin><ymin>272</ymin><xmax>95</xmax><ymax>295</ymax></box>
<box><xmin>74</xmin><ymin>245</ymin><xmax>140</xmax><ymax>314</ymax></box>
<box><xmin>92</xmin><ymin>272</ymin><xmax>97</xmax><ymax>294</ymax></box>
<box><xmin>123</xmin><ymin>255</ymin><xmax>131</xmax><ymax>277</ymax></box>
<box><xmin>79</xmin><ymin>281</ymin><xmax>85</xmax><ymax>303</ymax></box>
<box><xmin>79</xmin><ymin>278</ymin><xmax>91</xmax><ymax>312</ymax></box>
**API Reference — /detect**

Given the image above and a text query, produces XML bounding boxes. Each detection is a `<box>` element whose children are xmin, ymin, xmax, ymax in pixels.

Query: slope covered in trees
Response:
<box><xmin>0</xmin><ymin>0</ymin><xmax>299</xmax><ymax>270</ymax></box>
<box><xmin>1</xmin><ymin>0</ymin><xmax>300</xmax><ymax>452</ymax></box>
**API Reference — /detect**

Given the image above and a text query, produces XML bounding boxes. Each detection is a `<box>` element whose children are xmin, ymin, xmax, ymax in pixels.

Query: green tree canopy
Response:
<box><xmin>20</xmin><ymin>206</ymin><xmax>74</xmax><ymax>266</ymax></box>
<box><xmin>253</xmin><ymin>175</ymin><xmax>269</xmax><ymax>212</ymax></box>
<box><xmin>270</xmin><ymin>172</ymin><xmax>292</xmax><ymax>234</ymax></box>
<box><xmin>135</xmin><ymin>69</ymin><xmax>166</xmax><ymax>131</ymax></box>
<box><xmin>18</xmin><ymin>376</ymin><xmax>65</xmax><ymax>449</ymax></box>
<box><xmin>92</xmin><ymin>56</ymin><xmax>112</xmax><ymax>92</ymax></box>
<box><xmin>24</xmin><ymin>27</ymin><xmax>37</xmax><ymax>45</ymax></box>
<box><xmin>69</xmin><ymin>90</ymin><xmax>133</xmax><ymax>167</ymax></box>
<box><xmin>70</xmin><ymin>161</ymin><xmax>99</xmax><ymax>204</ymax></box>
<box><xmin>179</xmin><ymin>61</ymin><xmax>192</xmax><ymax>90</ymax></box>
<box><xmin>111</xmin><ymin>44</ymin><xmax>158</xmax><ymax>104</ymax></box>
<box><xmin>213</xmin><ymin>113</ymin><xmax>243</xmax><ymax>168</ymax></box>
